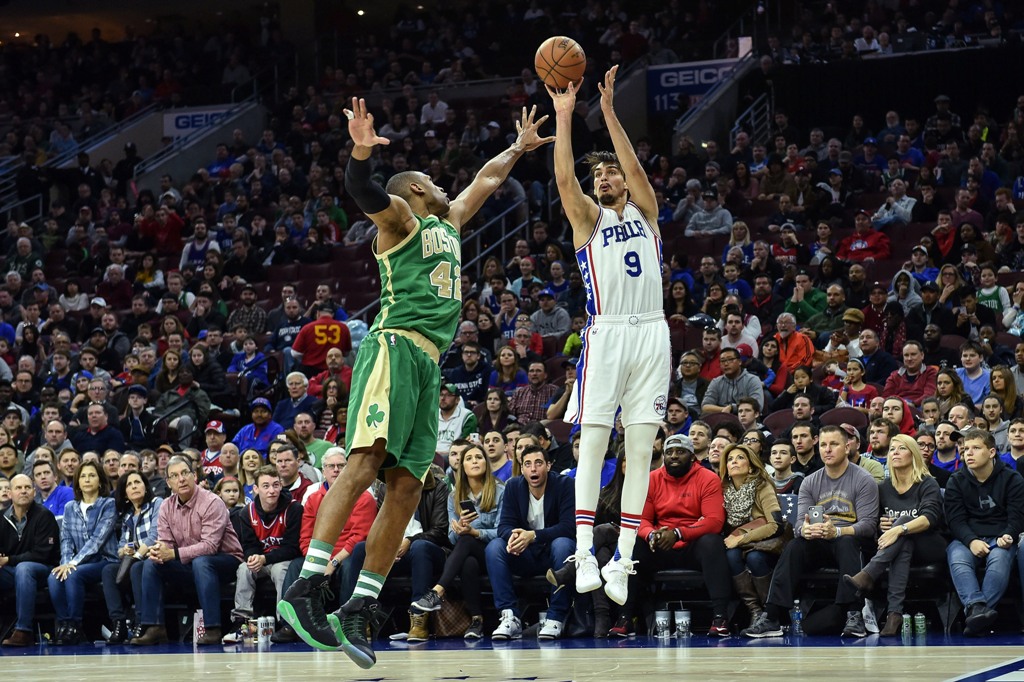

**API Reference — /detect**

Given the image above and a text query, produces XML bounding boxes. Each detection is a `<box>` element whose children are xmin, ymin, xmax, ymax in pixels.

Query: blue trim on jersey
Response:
<box><xmin>568</xmin><ymin>319</ymin><xmax>594</xmax><ymax>425</ymax></box>
<box><xmin>577</xmin><ymin>247</ymin><xmax>598</xmax><ymax>318</ymax></box>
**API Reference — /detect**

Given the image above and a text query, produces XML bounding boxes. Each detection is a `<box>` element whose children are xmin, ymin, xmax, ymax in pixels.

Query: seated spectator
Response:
<box><xmin>508</xmin><ymin>361</ymin><xmax>557</xmax><ymax>424</ymax></box>
<box><xmin>944</xmin><ymin>428</ymin><xmax>1024</xmax><ymax>636</ymax></box>
<box><xmin>870</xmin><ymin>179</ymin><xmax>916</xmax><ymax>229</ymax></box>
<box><xmin>858</xmin><ymin>329</ymin><xmax>900</xmax><ymax>385</ymax></box>
<box><xmin>631</xmin><ymin>434</ymin><xmax>731</xmax><ymax>636</ymax></box>
<box><xmin>276</xmin><ymin>447</ymin><xmax>375</xmax><ymax>642</ymax></box>
<box><xmin>101</xmin><ymin>471</ymin><xmax>163</xmax><ymax>644</ymax></box>
<box><xmin>410</xmin><ymin>443</ymin><xmax>505</xmax><ymax>640</ymax></box>
<box><xmin>31</xmin><ymin>459</ymin><xmax>73</xmax><ymax>522</ymax></box>
<box><xmin>743</xmin><ymin>426</ymin><xmax>878</xmax><ymax>638</ymax></box>
<box><xmin>0</xmin><ymin>474</ymin><xmax>60</xmax><ymax>646</ymax></box>
<box><xmin>273</xmin><ymin>372</ymin><xmax>317</xmax><ymax>430</ymax></box>
<box><xmin>222</xmin><ymin>464</ymin><xmax>302</xmax><ymax>643</ymax></box>
<box><xmin>308</xmin><ymin>347</ymin><xmax>353</xmax><ymax>396</ymax></box>
<box><xmin>701</xmin><ymin>347</ymin><xmax>764</xmax><ymax>415</ymax></box>
<box><xmin>769</xmin><ymin>440</ymin><xmax>804</xmax><ymax>494</ymax></box>
<box><xmin>153</xmin><ymin>365</ymin><xmax>211</xmax><ymax>449</ymax></box>
<box><xmin>843</xmin><ymin>434</ymin><xmax>946</xmax><ymax>635</ymax></box>
<box><xmin>486</xmin><ymin>445</ymin><xmax>574</xmax><ymax>640</ymax></box>
<box><xmin>882</xmin><ymin>341</ymin><xmax>938</xmax><ymax>406</ymax></box>
<box><xmin>71</xmin><ymin>401</ymin><xmax>127</xmax><ymax>454</ymax></box>
<box><xmin>720</xmin><ymin>443</ymin><xmax>783</xmax><ymax>624</ymax></box>
<box><xmin>685</xmin><ymin>189</ymin><xmax>733</xmax><ymax>236</ymax></box>
<box><xmin>274</xmin><ymin>443</ymin><xmax>314</xmax><ymax>504</ymax></box>
<box><xmin>130</xmin><ymin>455</ymin><xmax>243</xmax><ymax>646</ymax></box>
<box><xmin>436</xmin><ymin>384</ymin><xmax>478</xmax><ymax>461</ymax></box>
<box><xmin>956</xmin><ymin>341</ymin><xmax>991</xmax><ymax>408</ymax></box>
<box><xmin>837</xmin><ymin>210</ymin><xmax>891</xmax><ymax>262</ymax></box>
<box><xmin>774</xmin><ymin>313</ymin><xmax>814</xmax><ymax>374</ymax></box>
<box><xmin>48</xmin><ymin>460</ymin><xmax>118</xmax><ymax>645</ymax></box>
<box><xmin>290</xmin><ymin>303</ymin><xmax>352</xmax><ymax>374</ymax></box>
<box><xmin>341</xmin><ymin>466</ymin><xmax>450</xmax><ymax>642</ymax></box>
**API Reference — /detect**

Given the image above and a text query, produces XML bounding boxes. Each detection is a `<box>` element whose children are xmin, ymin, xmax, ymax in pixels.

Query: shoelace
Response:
<box><xmin>341</xmin><ymin>602</ymin><xmax>386</xmax><ymax>643</ymax></box>
<box><xmin>309</xmin><ymin>580</ymin><xmax>336</xmax><ymax>631</ymax></box>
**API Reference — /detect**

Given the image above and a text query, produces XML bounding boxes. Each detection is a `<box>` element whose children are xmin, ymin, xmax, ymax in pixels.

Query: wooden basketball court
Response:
<box><xmin>2</xmin><ymin>637</ymin><xmax>1022</xmax><ymax>681</ymax></box>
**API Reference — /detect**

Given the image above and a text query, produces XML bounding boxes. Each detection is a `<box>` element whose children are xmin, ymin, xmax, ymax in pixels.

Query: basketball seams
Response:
<box><xmin>535</xmin><ymin>36</ymin><xmax>586</xmax><ymax>89</ymax></box>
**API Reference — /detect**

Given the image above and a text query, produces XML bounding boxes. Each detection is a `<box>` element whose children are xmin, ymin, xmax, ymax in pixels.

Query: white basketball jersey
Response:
<box><xmin>576</xmin><ymin>202</ymin><xmax>663</xmax><ymax>316</ymax></box>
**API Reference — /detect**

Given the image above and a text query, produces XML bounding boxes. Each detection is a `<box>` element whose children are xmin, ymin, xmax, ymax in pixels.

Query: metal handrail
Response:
<box><xmin>711</xmin><ymin>1</ymin><xmax>762</xmax><ymax>59</ymax></box>
<box><xmin>46</xmin><ymin>103</ymin><xmax>161</xmax><ymax>169</ymax></box>
<box><xmin>731</xmin><ymin>92</ymin><xmax>773</xmax><ymax>146</ymax></box>
<box><xmin>674</xmin><ymin>52</ymin><xmax>756</xmax><ymax>132</ymax></box>
<box><xmin>132</xmin><ymin>96</ymin><xmax>259</xmax><ymax>179</ymax></box>
<box><xmin>0</xmin><ymin>193</ymin><xmax>44</xmax><ymax>227</ymax></box>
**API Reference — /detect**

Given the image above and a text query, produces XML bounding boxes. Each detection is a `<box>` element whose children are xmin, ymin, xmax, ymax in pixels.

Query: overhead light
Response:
<box><xmin>357</xmin><ymin>10</ymin><xmax>365</xmax><ymax>16</ymax></box>
<box><xmin>14</xmin><ymin>32</ymin><xmax>19</xmax><ymax>37</ymax></box>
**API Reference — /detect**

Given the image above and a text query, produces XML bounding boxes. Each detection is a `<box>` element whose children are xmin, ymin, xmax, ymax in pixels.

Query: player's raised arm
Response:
<box><xmin>446</xmin><ymin>106</ymin><xmax>554</xmax><ymax>234</ymax></box>
<box><xmin>343</xmin><ymin>97</ymin><xmax>417</xmax><ymax>236</ymax></box>
<box><xmin>548</xmin><ymin>81</ymin><xmax>600</xmax><ymax>237</ymax></box>
<box><xmin>598</xmin><ymin>66</ymin><xmax>659</xmax><ymax>230</ymax></box>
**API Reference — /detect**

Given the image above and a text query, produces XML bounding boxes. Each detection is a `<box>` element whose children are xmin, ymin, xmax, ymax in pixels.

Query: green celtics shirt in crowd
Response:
<box><xmin>371</xmin><ymin>213</ymin><xmax>462</xmax><ymax>355</ymax></box>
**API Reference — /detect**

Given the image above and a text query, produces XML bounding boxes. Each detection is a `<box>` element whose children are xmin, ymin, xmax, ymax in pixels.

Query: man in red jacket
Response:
<box><xmin>882</xmin><ymin>340</ymin><xmax>938</xmax><ymax>406</ymax></box>
<box><xmin>837</xmin><ymin>210</ymin><xmax>891</xmax><ymax>262</ymax></box>
<box><xmin>275</xmin><ymin>447</ymin><xmax>377</xmax><ymax>642</ymax></box>
<box><xmin>632</xmin><ymin>434</ymin><xmax>732</xmax><ymax>636</ymax></box>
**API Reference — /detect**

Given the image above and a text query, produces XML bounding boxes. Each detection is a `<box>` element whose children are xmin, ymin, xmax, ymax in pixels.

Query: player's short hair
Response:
<box><xmin>385</xmin><ymin>170</ymin><xmax>427</xmax><ymax>200</ymax></box>
<box><xmin>584</xmin><ymin>151</ymin><xmax>622</xmax><ymax>177</ymax></box>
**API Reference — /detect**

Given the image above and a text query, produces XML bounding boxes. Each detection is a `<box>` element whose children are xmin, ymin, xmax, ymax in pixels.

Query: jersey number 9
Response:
<box><xmin>624</xmin><ymin>251</ymin><xmax>642</xmax><ymax>278</ymax></box>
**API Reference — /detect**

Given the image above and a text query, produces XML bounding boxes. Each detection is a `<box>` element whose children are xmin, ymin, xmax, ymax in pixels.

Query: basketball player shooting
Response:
<box><xmin>547</xmin><ymin>67</ymin><xmax>671</xmax><ymax>606</ymax></box>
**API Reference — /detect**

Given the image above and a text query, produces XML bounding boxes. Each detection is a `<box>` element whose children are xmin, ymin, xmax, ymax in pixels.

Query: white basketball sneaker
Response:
<box><xmin>601</xmin><ymin>557</ymin><xmax>637</xmax><ymax>606</ymax></box>
<box><xmin>571</xmin><ymin>551</ymin><xmax>602</xmax><ymax>593</ymax></box>
<box><xmin>491</xmin><ymin>609</ymin><xmax>522</xmax><ymax>640</ymax></box>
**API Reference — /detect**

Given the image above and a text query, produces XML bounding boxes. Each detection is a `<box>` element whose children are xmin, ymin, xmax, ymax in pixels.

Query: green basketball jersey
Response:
<box><xmin>371</xmin><ymin>214</ymin><xmax>462</xmax><ymax>354</ymax></box>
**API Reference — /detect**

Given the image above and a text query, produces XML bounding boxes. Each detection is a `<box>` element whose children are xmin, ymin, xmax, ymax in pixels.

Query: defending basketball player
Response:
<box><xmin>278</xmin><ymin>97</ymin><xmax>553</xmax><ymax>668</ymax></box>
<box><xmin>547</xmin><ymin>67</ymin><xmax>671</xmax><ymax>608</ymax></box>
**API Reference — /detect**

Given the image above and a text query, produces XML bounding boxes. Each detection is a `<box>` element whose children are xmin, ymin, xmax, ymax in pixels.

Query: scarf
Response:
<box><xmin>723</xmin><ymin>478</ymin><xmax>758</xmax><ymax>528</ymax></box>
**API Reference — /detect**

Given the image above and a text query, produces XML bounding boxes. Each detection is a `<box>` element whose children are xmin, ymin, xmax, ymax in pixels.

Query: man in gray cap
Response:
<box><xmin>629</xmin><ymin>432</ymin><xmax>733</xmax><ymax>637</ymax></box>
<box><xmin>684</xmin><ymin>188</ymin><xmax>733</xmax><ymax>237</ymax></box>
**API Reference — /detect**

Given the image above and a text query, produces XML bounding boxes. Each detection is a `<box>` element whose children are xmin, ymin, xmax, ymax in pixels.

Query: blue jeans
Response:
<box><xmin>946</xmin><ymin>539</ymin><xmax>1015</xmax><ymax>608</ymax></box>
<box><xmin>726</xmin><ymin>547</ymin><xmax>776</xmax><ymax>577</ymax></box>
<box><xmin>133</xmin><ymin>554</ymin><xmax>241</xmax><ymax>628</ymax></box>
<box><xmin>47</xmin><ymin>561</ymin><xmax>113</xmax><ymax>622</ymax></box>
<box><xmin>340</xmin><ymin>540</ymin><xmax>446</xmax><ymax>603</ymax></box>
<box><xmin>485</xmin><ymin>536</ymin><xmax>574</xmax><ymax>622</ymax></box>
<box><xmin>0</xmin><ymin>562</ymin><xmax>50</xmax><ymax>632</ymax></box>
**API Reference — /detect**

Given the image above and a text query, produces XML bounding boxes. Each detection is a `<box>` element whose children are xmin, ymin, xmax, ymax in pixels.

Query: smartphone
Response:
<box><xmin>808</xmin><ymin>506</ymin><xmax>825</xmax><ymax>525</ymax></box>
<box><xmin>459</xmin><ymin>500</ymin><xmax>476</xmax><ymax>515</ymax></box>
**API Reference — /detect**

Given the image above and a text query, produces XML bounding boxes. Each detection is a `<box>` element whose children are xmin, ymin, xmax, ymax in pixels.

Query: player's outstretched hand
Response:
<box><xmin>513</xmin><ymin>105</ymin><xmax>555</xmax><ymax>152</ymax></box>
<box><xmin>343</xmin><ymin>97</ymin><xmax>391</xmax><ymax>149</ymax></box>
<box><xmin>545</xmin><ymin>79</ymin><xmax>580</xmax><ymax>116</ymax></box>
<box><xmin>598</xmin><ymin>65</ymin><xmax>619</xmax><ymax>111</ymax></box>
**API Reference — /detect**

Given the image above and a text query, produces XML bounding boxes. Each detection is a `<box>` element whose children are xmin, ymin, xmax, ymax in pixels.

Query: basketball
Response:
<box><xmin>534</xmin><ymin>36</ymin><xmax>587</xmax><ymax>90</ymax></box>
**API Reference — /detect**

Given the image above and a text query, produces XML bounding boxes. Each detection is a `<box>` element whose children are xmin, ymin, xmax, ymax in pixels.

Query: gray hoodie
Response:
<box><xmin>887</xmin><ymin>268</ymin><xmax>922</xmax><ymax>314</ymax></box>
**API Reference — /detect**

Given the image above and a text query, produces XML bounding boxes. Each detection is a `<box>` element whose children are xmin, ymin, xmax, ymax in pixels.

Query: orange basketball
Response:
<box><xmin>534</xmin><ymin>36</ymin><xmax>587</xmax><ymax>90</ymax></box>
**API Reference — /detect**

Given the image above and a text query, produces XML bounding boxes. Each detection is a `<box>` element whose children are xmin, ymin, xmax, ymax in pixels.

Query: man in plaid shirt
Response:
<box><xmin>225</xmin><ymin>284</ymin><xmax>268</xmax><ymax>335</ymax></box>
<box><xmin>508</xmin><ymin>361</ymin><xmax>558</xmax><ymax>424</ymax></box>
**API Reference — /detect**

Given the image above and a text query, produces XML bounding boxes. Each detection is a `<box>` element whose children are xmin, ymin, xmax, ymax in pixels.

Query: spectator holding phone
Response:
<box><xmin>409</xmin><ymin>443</ymin><xmax>505</xmax><ymax>640</ymax></box>
<box><xmin>744</xmin><ymin>425</ymin><xmax>878</xmax><ymax>639</ymax></box>
<box><xmin>943</xmin><ymin>428</ymin><xmax>1024</xmax><ymax>636</ymax></box>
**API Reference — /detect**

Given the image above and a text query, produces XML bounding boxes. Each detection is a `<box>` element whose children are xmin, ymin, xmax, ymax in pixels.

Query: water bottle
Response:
<box><xmin>791</xmin><ymin>600</ymin><xmax>803</xmax><ymax>636</ymax></box>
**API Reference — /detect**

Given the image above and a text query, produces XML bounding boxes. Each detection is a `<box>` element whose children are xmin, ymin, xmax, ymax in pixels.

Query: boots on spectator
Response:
<box><xmin>733</xmin><ymin>571</ymin><xmax>763</xmax><ymax>618</ymax></box>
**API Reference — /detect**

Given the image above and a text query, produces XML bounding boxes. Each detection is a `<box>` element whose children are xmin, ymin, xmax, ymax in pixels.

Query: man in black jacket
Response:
<box><xmin>0</xmin><ymin>474</ymin><xmax>61</xmax><ymax>646</ymax></box>
<box><xmin>223</xmin><ymin>465</ymin><xmax>303</xmax><ymax>643</ymax></box>
<box><xmin>340</xmin><ymin>466</ymin><xmax>450</xmax><ymax>642</ymax></box>
<box><xmin>944</xmin><ymin>428</ymin><xmax>1024</xmax><ymax>636</ymax></box>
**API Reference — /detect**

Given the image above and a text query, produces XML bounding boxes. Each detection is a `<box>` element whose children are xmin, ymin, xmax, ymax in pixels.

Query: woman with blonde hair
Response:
<box><xmin>408</xmin><ymin>443</ymin><xmax>505</xmax><ymax>639</ymax></box>
<box><xmin>843</xmin><ymin>434</ymin><xmax>945</xmax><ymax>636</ymax></box>
<box><xmin>989</xmin><ymin>366</ymin><xmax>1022</xmax><ymax>419</ymax></box>
<box><xmin>722</xmin><ymin>221</ymin><xmax>753</xmax><ymax>265</ymax></box>
<box><xmin>719</xmin><ymin>443</ymin><xmax>783</xmax><ymax>621</ymax></box>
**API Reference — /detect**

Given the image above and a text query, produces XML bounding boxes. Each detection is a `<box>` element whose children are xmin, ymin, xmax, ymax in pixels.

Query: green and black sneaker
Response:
<box><xmin>277</xmin><ymin>574</ymin><xmax>340</xmax><ymax>651</ymax></box>
<box><xmin>327</xmin><ymin>596</ymin><xmax>387</xmax><ymax>669</ymax></box>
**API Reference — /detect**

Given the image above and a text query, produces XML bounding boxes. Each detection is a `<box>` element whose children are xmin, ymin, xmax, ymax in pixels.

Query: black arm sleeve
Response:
<box><xmin>345</xmin><ymin>156</ymin><xmax>392</xmax><ymax>215</ymax></box>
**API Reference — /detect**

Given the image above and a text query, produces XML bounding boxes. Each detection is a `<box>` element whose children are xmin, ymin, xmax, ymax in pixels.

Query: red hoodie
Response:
<box><xmin>837</xmin><ymin>228</ymin><xmax>891</xmax><ymax>261</ymax></box>
<box><xmin>639</xmin><ymin>464</ymin><xmax>725</xmax><ymax>550</ymax></box>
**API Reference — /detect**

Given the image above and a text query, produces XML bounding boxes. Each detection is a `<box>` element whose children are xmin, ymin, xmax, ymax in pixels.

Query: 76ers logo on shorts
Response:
<box><xmin>653</xmin><ymin>394</ymin><xmax>667</xmax><ymax>416</ymax></box>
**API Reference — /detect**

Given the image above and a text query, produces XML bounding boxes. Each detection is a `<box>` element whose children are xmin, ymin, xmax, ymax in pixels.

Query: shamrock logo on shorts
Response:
<box><xmin>366</xmin><ymin>404</ymin><xmax>385</xmax><ymax>428</ymax></box>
